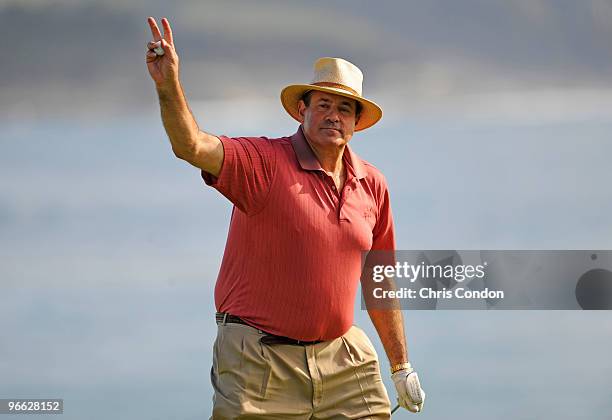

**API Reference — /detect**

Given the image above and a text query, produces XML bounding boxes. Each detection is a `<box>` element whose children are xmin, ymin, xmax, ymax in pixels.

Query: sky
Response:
<box><xmin>1</xmin><ymin>1</ymin><xmax>612</xmax><ymax>419</ymax></box>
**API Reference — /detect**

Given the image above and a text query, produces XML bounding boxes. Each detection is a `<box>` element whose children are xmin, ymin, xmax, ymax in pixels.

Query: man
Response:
<box><xmin>145</xmin><ymin>16</ymin><xmax>425</xmax><ymax>419</ymax></box>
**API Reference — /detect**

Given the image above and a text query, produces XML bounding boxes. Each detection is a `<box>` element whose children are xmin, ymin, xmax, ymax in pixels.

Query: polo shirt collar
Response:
<box><xmin>290</xmin><ymin>125</ymin><xmax>367</xmax><ymax>179</ymax></box>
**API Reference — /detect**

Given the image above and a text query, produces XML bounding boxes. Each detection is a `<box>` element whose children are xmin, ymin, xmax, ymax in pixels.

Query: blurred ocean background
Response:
<box><xmin>1</xmin><ymin>1</ymin><xmax>612</xmax><ymax>418</ymax></box>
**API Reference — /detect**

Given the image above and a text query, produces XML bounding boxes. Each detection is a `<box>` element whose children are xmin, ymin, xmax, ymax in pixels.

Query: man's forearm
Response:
<box><xmin>367</xmin><ymin>308</ymin><xmax>408</xmax><ymax>367</ymax></box>
<box><xmin>156</xmin><ymin>79</ymin><xmax>200</xmax><ymax>158</ymax></box>
<box><xmin>362</xmin><ymin>263</ymin><xmax>409</xmax><ymax>366</ymax></box>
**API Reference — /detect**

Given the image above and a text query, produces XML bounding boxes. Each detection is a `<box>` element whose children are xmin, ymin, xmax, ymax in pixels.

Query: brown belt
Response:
<box><xmin>215</xmin><ymin>312</ymin><xmax>324</xmax><ymax>346</ymax></box>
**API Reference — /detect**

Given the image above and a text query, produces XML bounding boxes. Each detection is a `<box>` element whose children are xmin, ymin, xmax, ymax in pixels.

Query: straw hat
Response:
<box><xmin>280</xmin><ymin>57</ymin><xmax>382</xmax><ymax>131</ymax></box>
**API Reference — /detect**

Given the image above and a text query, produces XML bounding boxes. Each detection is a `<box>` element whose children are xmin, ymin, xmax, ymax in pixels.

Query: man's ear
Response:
<box><xmin>297</xmin><ymin>100</ymin><xmax>306</xmax><ymax>123</ymax></box>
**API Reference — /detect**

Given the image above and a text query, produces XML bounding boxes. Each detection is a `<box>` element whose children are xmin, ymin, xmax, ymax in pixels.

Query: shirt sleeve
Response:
<box><xmin>201</xmin><ymin>135</ymin><xmax>277</xmax><ymax>215</ymax></box>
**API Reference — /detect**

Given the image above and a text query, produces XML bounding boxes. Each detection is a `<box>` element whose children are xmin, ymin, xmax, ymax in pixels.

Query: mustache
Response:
<box><xmin>321</xmin><ymin>123</ymin><xmax>343</xmax><ymax>132</ymax></box>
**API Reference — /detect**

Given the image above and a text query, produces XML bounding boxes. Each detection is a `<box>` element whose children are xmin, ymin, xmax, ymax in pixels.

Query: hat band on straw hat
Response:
<box><xmin>312</xmin><ymin>82</ymin><xmax>360</xmax><ymax>97</ymax></box>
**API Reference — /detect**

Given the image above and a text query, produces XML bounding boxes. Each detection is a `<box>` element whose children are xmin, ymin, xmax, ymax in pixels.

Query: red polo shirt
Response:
<box><xmin>201</xmin><ymin>126</ymin><xmax>395</xmax><ymax>341</ymax></box>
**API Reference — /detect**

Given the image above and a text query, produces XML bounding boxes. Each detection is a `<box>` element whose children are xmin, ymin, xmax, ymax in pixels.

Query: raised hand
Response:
<box><xmin>146</xmin><ymin>17</ymin><xmax>179</xmax><ymax>87</ymax></box>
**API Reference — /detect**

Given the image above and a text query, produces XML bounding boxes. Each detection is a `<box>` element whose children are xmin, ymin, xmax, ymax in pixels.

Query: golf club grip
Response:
<box><xmin>391</xmin><ymin>403</ymin><xmax>400</xmax><ymax>414</ymax></box>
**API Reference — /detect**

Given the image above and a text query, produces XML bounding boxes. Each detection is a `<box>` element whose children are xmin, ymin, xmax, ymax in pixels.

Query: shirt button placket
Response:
<box><xmin>340</xmin><ymin>179</ymin><xmax>357</xmax><ymax>221</ymax></box>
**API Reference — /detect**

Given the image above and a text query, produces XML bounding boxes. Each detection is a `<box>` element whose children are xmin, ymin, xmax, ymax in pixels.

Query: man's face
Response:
<box><xmin>297</xmin><ymin>90</ymin><xmax>360</xmax><ymax>149</ymax></box>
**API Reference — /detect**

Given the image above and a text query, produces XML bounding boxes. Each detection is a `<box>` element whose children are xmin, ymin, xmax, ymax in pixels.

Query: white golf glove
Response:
<box><xmin>392</xmin><ymin>364</ymin><xmax>425</xmax><ymax>413</ymax></box>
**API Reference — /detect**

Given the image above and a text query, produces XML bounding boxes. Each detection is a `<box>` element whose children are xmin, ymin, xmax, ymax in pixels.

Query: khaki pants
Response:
<box><xmin>210</xmin><ymin>322</ymin><xmax>391</xmax><ymax>419</ymax></box>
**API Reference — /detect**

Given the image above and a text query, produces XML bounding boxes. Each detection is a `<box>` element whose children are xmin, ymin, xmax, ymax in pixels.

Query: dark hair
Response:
<box><xmin>301</xmin><ymin>90</ymin><xmax>362</xmax><ymax>118</ymax></box>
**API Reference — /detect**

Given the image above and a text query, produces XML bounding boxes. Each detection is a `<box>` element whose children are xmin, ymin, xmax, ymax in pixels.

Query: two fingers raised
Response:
<box><xmin>147</xmin><ymin>17</ymin><xmax>173</xmax><ymax>44</ymax></box>
<box><xmin>146</xmin><ymin>17</ymin><xmax>174</xmax><ymax>60</ymax></box>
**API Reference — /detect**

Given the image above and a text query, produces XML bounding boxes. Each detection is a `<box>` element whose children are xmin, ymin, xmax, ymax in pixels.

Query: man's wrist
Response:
<box><xmin>390</xmin><ymin>362</ymin><xmax>413</xmax><ymax>374</ymax></box>
<box><xmin>156</xmin><ymin>77</ymin><xmax>182</xmax><ymax>100</ymax></box>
